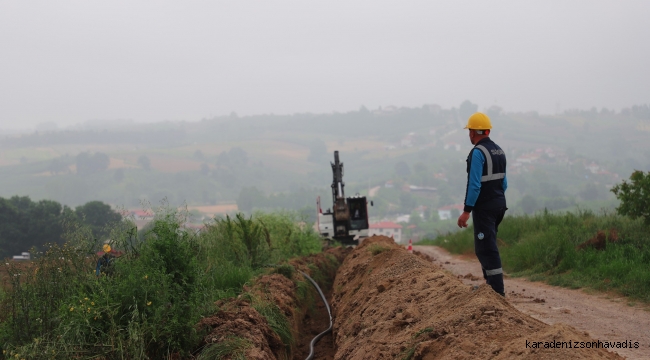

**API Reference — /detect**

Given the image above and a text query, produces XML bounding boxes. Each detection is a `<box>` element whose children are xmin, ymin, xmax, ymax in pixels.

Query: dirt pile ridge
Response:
<box><xmin>195</xmin><ymin>247</ymin><xmax>349</xmax><ymax>359</ymax></box>
<box><xmin>330</xmin><ymin>236</ymin><xmax>621</xmax><ymax>359</ymax></box>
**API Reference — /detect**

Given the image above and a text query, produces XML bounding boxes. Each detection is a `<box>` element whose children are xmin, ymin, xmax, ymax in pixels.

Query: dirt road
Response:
<box><xmin>414</xmin><ymin>245</ymin><xmax>650</xmax><ymax>360</ymax></box>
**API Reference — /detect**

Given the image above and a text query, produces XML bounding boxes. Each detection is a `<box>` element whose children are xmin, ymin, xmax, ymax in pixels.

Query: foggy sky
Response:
<box><xmin>1</xmin><ymin>0</ymin><xmax>648</xmax><ymax>128</ymax></box>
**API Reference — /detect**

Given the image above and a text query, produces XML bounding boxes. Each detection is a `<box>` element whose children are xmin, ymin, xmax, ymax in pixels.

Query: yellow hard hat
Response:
<box><xmin>464</xmin><ymin>112</ymin><xmax>492</xmax><ymax>130</ymax></box>
<box><xmin>103</xmin><ymin>244</ymin><xmax>111</xmax><ymax>253</ymax></box>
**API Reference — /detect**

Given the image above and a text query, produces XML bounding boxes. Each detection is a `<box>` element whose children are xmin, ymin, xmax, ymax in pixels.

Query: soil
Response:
<box><xmin>194</xmin><ymin>247</ymin><xmax>349</xmax><ymax>359</ymax></box>
<box><xmin>414</xmin><ymin>244</ymin><xmax>650</xmax><ymax>360</ymax></box>
<box><xmin>576</xmin><ymin>229</ymin><xmax>619</xmax><ymax>250</ymax></box>
<box><xmin>330</xmin><ymin>236</ymin><xmax>621</xmax><ymax>359</ymax></box>
<box><xmin>293</xmin><ymin>288</ymin><xmax>336</xmax><ymax>360</ymax></box>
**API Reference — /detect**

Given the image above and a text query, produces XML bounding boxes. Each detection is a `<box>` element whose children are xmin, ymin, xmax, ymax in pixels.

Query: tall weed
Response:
<box><xmin>0</xmin><ymin>208</ymin><xmax>324</xmax><ymax>359</ymax></box>
<box><xmin>428</xmin><ymin>210</ymin><xmax>650</xmax><ymax>302</ymax></box>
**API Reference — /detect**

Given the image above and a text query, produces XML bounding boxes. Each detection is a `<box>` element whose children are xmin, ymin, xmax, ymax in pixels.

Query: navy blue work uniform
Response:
<box><xmin>464</xmin><ymin>137</ymin><xmax>508</xmax><ymax>296</ymax></box>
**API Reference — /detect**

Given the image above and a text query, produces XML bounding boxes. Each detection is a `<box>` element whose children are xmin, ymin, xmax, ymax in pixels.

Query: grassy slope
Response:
<box><xmin>0</xmin><ymin>210</ymin><xmax>323</xmax><ymax>358</ymax></box>
<box><xmin>420</xmin><ymin>211</ymin><xmax>650</xmax><ymax>302</ymax></box>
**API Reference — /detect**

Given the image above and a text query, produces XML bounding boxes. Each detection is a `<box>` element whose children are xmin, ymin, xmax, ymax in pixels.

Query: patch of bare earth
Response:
<box><xmin>195</xmin><ymin>247</ymin><xmax>348</xmax><ymax>359</ymax></box>
<box><xmin>330</xmin><ymin>236</ymin><xmax>621</xmax><ymax>359</ymax></box>
<box><xmin>415</xmin><ymin>245</ymin><xmax>650</xmax><ymax>360</ymax></box>
<box><xmin>293</xmin><ymin>288</ymin><xmax>336</xmax><ymax>360</ymax></box>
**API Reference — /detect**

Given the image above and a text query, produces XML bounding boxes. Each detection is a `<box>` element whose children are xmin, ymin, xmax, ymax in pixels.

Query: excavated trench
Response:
<box><xmin>197</xmin><ymin>236</ymin><xmax>623</xmax><ymax>359</ymax></box>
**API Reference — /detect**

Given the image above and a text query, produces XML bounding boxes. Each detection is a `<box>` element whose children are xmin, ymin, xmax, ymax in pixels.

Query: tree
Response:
<box><xmin>307</xmin><ymin>139</ymin><xmax>328</xmax><ymax>163</ymax></box>
<box><xmin>0</xmin><ymin>198</ymin><xmax>27</xmax><ymax>258</ymax></box>
<box><xmin>399</xmin><ymin>193</ymin><xmax>416</xmax><ymax>213</ymax></box>
<box><xmin>193</xmin><ymin>150</ymin><xmax>205</xmax><ymax>160</ymax></box>
<box><xmin>236</xmin><ymin>187</ymin><xmax>265</xmax><ymax>213</ymax></box>
<box><xmin>76</xmin><ymin>152</ymin><xmax>110</xmax><ymax>175</ymax></box>
<box><xmin>579</xmin><ymin>183</ymin><xmax>600</xmax><ymax>201</ymax></box>
<box><xmin>200</xmin><ymin>163</ymin><xmax>210</xmax><ymax>175</ymax></box>
<box><xmin>229</xmin><ymin>147</ymin><xmax>248</xmax><ymax>166</ymax></box>
<box><xmin>114</xmin><ymin>168</ymin><xmax>125</xmax><ymax>183</ymax></box>
<box><xmin>459</xmin><ymin>100</ymin><xmax>479</xmax><ymax>121</ymax></box>
<box><xmin>48</xmin><ymin>159</ymin><xmax>68</xmax><ymax>175</ymax></box>
<box><xmin>395</xmin><ymin>161</ymin><xmax>411</xmax><ymax>178</ymax></box>
<box><xmin>611</xmin><ymin>170</ymin><xmax>650</xmax><ymax>224</ymax></box>
<box><xmin>137</xmin><ymin>155</ymin><xmax>151</xmax><ymax>170</ymax></box>
<box><xmin>0</xmin><ymin>197</ymin><xmax>72</xmax><ymax>258</ymax></box>
<box><xmin>75</xmin><ymin>201</ymin><xmax>122</xmax><ymax>240</ymax></box>
<box><xmin>519</xmin><ymin>195</ymin><xmax>538</xmax><ymax>215</ymax></box>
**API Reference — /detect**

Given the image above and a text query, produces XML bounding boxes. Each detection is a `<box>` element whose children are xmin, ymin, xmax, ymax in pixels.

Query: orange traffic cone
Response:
<box><xmin>407</xmin><ymin>239</ymin><xmax>413</xmax><ymax>253</ymax></box>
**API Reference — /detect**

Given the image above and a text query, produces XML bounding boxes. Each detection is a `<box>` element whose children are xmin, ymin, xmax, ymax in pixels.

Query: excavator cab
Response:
<box><xmin>317</xmin><ymin>151</ymin><xmax>370</xmax><ymax>245</ymax></box>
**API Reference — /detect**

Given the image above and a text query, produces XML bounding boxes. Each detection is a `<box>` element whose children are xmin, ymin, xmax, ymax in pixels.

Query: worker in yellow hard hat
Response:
<box><xmin>457</xmin><ymin>112</ymin><xmax>508</xmax><ymax>296</ymax></box>
<box><xmin>96</xmin><ymin>244</ymin><xmax>115</xmax><ymax>276</ymax></box>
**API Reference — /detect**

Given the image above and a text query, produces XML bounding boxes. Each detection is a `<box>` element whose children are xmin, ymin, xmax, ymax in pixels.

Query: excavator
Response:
<box><xmin>317</xmin><ymin>151</ymin><xmax>371</xmax><ymax>245</ymax></box>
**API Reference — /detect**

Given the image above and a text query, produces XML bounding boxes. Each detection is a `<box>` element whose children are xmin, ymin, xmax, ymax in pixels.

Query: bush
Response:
<box><xmin>611</xmin><ymin>170</ymin><xmax>650</xmax><ymax>224</ymax></box>
<box><xmin>0</xmin><ymin>208</ymin><xmax>324</xmax><ymax>359</ymax></box>
<box><xmin>428</xmin><ymin>210</ymin><xmax>650</xmax><ymax>302</ymax></box>
<box><xmin>0</xmin><ymin>211</ymin><xmax>203</xmax><ymax>359</ymax></box>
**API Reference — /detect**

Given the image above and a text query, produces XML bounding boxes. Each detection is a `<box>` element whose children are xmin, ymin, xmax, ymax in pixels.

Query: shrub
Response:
<box><xmin>611</xmin><ymin>170</ymin><xmax>650</xmax><ymax>225</ymax></box>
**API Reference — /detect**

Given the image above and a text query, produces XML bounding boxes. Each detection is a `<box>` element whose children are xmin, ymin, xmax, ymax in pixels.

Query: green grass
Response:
<box><xmin>369</xmin><ymin>244</ymin><xmax>389</xmax><ymax>255</ymax></box>
<box><xmin>253</xmin><ymin>300</ymin><xmax>294</xmax><ymax>353</ymax></box>
<box><xmin>0</xmin><ymin>208</ymin><xmax>323</xmax><ymax>359</ymax></box>
<box><xmin>423</xmin><ymin>210</ymin><xmax>650</xmax><ymax>302</ymax></box>
<box><xmin>196</xmin><ymin>336</ymin><xmax>252</xmax><ymax>360</ymax></box>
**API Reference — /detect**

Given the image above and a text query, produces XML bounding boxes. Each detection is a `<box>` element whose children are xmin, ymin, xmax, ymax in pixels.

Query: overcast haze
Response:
<box><xmin>1</xmin><ymin>0</ymin><xmax>648</xmax><ymax>128</ymax></box>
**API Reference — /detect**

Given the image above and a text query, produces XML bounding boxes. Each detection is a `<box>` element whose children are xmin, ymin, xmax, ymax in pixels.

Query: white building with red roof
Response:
<box><xmin>369</xmin><ymin>221</ymin><xmax>403</xmax><ymax>243</ymax></box>
<box><xmin>437</xmin><ymin>204</ymin><xmax>465</xmax><ymax>221</ymax></box>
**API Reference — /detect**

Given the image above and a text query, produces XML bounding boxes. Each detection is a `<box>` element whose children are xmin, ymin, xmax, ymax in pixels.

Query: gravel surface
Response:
<box><xmin>414</xmin><ymin>245</ymin><xmax>650</xmax><ymax>360</ymax></box>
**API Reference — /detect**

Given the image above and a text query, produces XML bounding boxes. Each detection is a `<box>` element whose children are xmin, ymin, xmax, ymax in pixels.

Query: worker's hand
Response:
<box><xmin>457</xmin><ymin>211</ymin><xmax>471</xmax><ymax>228</ymax></box>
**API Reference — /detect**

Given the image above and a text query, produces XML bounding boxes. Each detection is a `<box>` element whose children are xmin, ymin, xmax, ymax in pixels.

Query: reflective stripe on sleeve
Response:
<box><xmin>485</xmin><ymin>268</ymin><xmax>503</xmax><ymax>276</ymax></box>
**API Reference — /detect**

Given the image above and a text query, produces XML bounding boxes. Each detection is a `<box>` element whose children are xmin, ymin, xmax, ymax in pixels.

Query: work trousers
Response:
<box><xmin>472</xmin><ymin>208</ymin><xmax>506</xmax><ymax>296</ymax></box>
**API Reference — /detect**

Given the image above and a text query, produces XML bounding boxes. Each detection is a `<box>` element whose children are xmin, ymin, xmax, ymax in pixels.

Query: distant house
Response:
<box><xmin>12</xmin><ymin>252</ymin><xmax>30</xmax><ymax>260</ymax></box>
<box><xmin>409</xmin><ymin>185</ymin><xmax>437</xmax><ymax>193</ymax></box>
<box><xmin>515</xmin><ymin>153</ymin><xmax>541</xmax><ymax>164</ymax></box>
<box><xmin>369</xmin><ymin>222</ymin><xmax>403</xmax><ymax>244</ymax></box>
<box><xmin>437</xmin><ymin>204</ymin><xmax>464</xmax><ymax>221</ymax></box>
<box><xmin>414</xmin><ymin>205</ymin><xmax>428</xmax><ymax>219</ymax></box>
<box><xmin>444</xmin><ymin>142</ymin><xmax>461</xmax><ymax>151</ymax></box>
<box><xmin>396</xmin><ymin>214</ymin><xmax>410</xmax><ymax>223</ymax></box>
<box><xmin>129</xmin><ymin>210</ymin><xmax>155</xmax><ymax>229</ymax></box>
<box><xmin>130</xmin><ymin>210</ymin><xmax>154</xmax><ymax>219</ymax></box>
<box><xmin>585</xmin><ymin>162</ymin><xmax>600</xmax><ymax>174</ymax></box>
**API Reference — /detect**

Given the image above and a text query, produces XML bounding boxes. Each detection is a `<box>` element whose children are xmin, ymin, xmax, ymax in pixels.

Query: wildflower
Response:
<box><xmin>144</xmin><ymin>275</ymin><xmax>148</xmax><ymax>279</ymax></box>
<box><xmin>147</xmin><ymin>301</ymin><xmax>152</xmax><ymax>306</ymax></box>
<box><xmin>84</xmin><ymin>297</ymin><xmax>89</xmax><ymax>301</ymax></box>
<box><xmin>2</xmin><ymin>350</ymin><xmax>5</xmax><ymax>354</ymax></box>
<box><xmin>70</xmin><ymin>307</ymin><xmax>74</xmax><ymax>312</ymax></box>
<box><xmin>91</xmin><ymin>302</ymin><xmax>95</xmax><ymax>306</ymax></box>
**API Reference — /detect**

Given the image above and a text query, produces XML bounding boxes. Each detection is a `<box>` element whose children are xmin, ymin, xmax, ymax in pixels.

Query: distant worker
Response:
<box><xmin>96</xmin><ymin>244</ymin><xmax>115</xmax><ymax>276</ymax></box>
<box><xmin>457</xmin><ymin>112</ymin><xmax>507</xmax><ymax>297</ymax></box>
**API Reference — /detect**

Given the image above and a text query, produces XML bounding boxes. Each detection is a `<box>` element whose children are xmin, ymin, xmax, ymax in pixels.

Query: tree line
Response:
<box><xmin>0</xmin><ymin>197</ymin><xmax>122</xmax><ymax>259</ymax></box>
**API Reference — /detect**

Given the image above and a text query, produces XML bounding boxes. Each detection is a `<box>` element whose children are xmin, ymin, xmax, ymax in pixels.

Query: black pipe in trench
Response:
<box><xmin>298</xmin><ymin>270</ymin><xmax>333</xmax><ymax>360</ymax></box>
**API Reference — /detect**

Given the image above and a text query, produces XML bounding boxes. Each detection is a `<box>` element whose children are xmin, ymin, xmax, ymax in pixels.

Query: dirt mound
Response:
<box><xmin>413</xmin><ymin>249</ymin><xmax>435</xmax><ymax>262</ymax></box>
<box><xmin>196</xmin><ymin>298</ymin><xmax>285</xmax><ymax>359</ymax></box>
<box><xmin>196</xmin><ymin>247</ymin><xmax>349</xmax><ymax>359</ymax></box>
<box><xmin>577</xmin><ymin>229</ymin><xmax>619</xmax><ymax>251</ymax></box>
<box><xmin>330</xmin><ymin>236</ymin><xmax>621</xmax><ymax>359</ymax></box>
